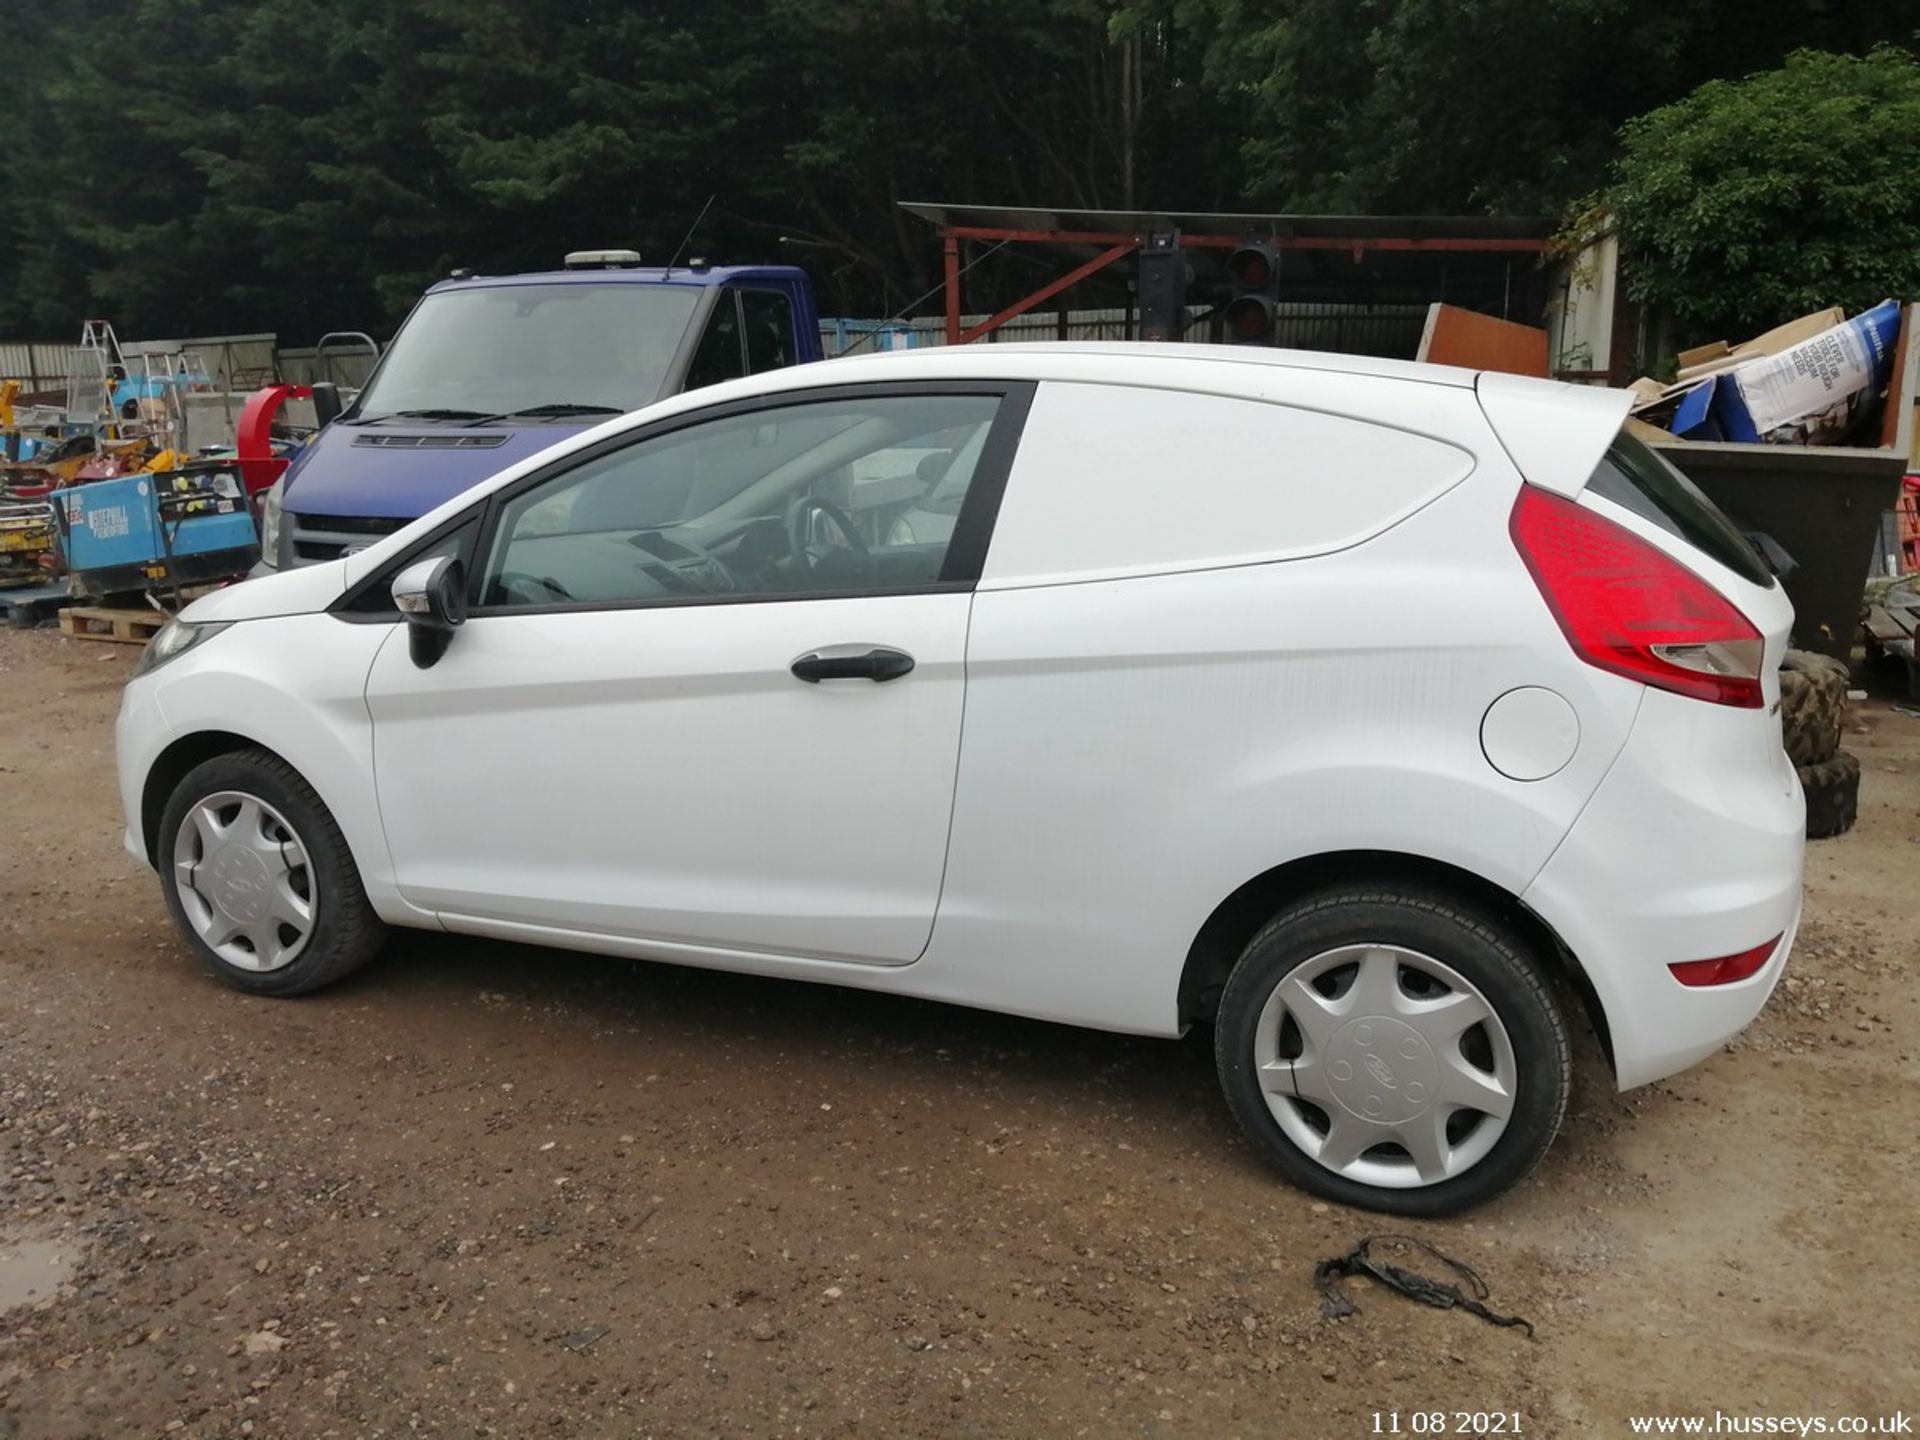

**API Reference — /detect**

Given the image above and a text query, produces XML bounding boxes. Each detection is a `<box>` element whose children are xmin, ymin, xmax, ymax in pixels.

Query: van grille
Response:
<box><xmin>289</xmin><ymin>512</ymin><xmax>408</xmax><ymax>564</ymax></box>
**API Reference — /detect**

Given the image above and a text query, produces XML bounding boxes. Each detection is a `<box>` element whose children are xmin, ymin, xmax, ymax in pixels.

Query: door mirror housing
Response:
<box><xmin>391</xmin><ymin>555</ymin><xmax>466</xmax><ymax>668</ymax></box>
<box><xmin>310</xmin><ymin>382</ymin><xmax>344</xmax><ymax>428</ymax></box>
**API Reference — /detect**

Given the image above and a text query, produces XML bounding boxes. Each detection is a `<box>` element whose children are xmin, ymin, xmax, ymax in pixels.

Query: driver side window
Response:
<box><xmin>480</xmin><ymin>391</ymin><xmax>1007</xmax><ymax>610</ymax></box>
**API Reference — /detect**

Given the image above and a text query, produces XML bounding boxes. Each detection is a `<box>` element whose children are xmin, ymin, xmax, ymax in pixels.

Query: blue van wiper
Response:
<box><xmin>349</xmin><ymin>407</ymin><xmax>492</xmax><ymax>424</ymax></box>
<box><xmin>463</xmin><ymin>403</ymin><xmax>625</xmax><ymax>427</ymax></box>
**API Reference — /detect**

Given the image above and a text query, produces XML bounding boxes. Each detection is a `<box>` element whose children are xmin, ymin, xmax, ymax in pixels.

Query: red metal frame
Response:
<box><xmin>954</xmin><ymin>242</ymin><xmax>1138</xmax><ymax>346</ymax></box>
<box><xmin>944</xmin><ymin>235</ymin><xmax>962</xmax><ymax>348</ymax></box>
<box><xmin>236</xmin><ymin>384</ymin><xmax>311</xmax><ymax>494</ymax></box>
<box><xmin>936</xmin><ymin>222</ymin><xmax>1548</xmax><ymax>346</ymax></box>
<box><xmin>940</xmin><ymin>225</ymin><xmax>1546</xmax><ymax>253</ymax></box>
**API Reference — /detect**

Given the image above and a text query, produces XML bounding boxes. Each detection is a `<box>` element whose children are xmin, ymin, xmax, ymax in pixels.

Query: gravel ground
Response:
<box><xmin>1</xmin><ymin>627</ymin><xmax>1916</xmax><ymax>1439</ymax></box>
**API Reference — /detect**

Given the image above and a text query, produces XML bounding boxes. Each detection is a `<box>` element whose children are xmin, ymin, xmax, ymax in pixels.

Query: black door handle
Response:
<box><xmin>790</xmin><ymin>647</ymin><xmax>916</xmax><ymax>683</ymax></box>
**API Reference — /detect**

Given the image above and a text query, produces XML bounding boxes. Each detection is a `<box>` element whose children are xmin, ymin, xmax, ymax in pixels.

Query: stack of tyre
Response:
<box><xmin>1779</xmin><ymin>650</ymin><xmax>1860</xmax><ymax>838</ymax></box>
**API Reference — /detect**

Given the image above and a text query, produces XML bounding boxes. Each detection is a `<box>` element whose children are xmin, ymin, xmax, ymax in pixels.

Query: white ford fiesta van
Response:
<box><xmin>115</xmin><ymin>343</ymin><xmax>1804</xmax><ymax>1213</ymax></box>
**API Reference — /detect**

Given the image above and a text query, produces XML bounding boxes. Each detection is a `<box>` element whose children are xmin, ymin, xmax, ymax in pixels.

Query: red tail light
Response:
<box><xmin>1668</xmin><ymin>935</ymin><xmax>1780</xmax><ymax>987</ymax></box>
<box><xmin>1509</xmin><ymin>486</ymin><xmax>1764</xmax><ymax>708</ymax></box>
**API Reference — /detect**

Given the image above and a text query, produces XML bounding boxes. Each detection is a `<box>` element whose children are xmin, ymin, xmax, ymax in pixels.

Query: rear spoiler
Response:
<box><xmin>1476</xmin><ymin>372</ymin><xmax>1633</xmax><ymax>498</ymax></box>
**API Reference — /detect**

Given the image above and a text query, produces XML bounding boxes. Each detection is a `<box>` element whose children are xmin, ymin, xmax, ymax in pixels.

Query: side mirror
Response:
<box><xmin>310</xmin><ymin>382</ymin><xmax>344</xmax><ymax>428</ymax></box>
<box><xmin>392</xmin><ymin>555</ymin><xmax>466</xmax><ymax>668</ymax></box>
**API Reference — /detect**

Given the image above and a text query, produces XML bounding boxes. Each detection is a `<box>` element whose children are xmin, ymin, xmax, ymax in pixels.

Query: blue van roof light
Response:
<box><xmin>564</xmin><ymin>249</ymin><xmax>643</xmax><ymax>269</ymax></box>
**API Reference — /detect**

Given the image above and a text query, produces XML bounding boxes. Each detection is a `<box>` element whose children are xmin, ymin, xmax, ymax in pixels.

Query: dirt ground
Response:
<box><xmin>1</xmin><ymin>626</ymin><xmax>1915</xmax><ymax>1440</ymax></box>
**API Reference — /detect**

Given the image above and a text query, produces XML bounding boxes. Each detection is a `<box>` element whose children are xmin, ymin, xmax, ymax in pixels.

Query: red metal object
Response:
<box><xmin>237</xmin><ymin>384</ymin><xmax>310</xmax><ymax>494</ymax></box>
<box><xmin>72</xmin><ymin>454</ymin><xmax>139</xmax><ymax>482</ymax></box>
<box><xmin>929</xmin><ymin>217</ymin><xmax>1549</xmax><ymax>347</ymax></box>
<box><xmin>1897</xmin><ymin>473</ymin><xmax>1920</xmax><ymax>573</ymax></box>
<box><xmin>938</xmin><ymin>224</ymin><xmax>1548</xmax><ymax>254</ymax></box>
<box><xmin>944</xmin><ymin>235</ymin><xmax>962</xmax><ymax>347</ymax></box>
<box><xmin>957</xmin><ymin>242</ymin><xmax>1138</xmax><ymax>347</ymax></box>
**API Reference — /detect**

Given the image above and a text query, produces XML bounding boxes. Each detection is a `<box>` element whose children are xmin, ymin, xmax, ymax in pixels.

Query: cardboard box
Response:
<box><xmin>1738</xmin><ymin>307</ymin><xmax>1846</xmax><ymax>358</ymax></box>
<box><xmin>1676</xmin><ymin>340</ymin><xmax>1730</xmax><ymax>370</ymax></box>
<box><xmin>1626</xmin><ymin>377</ymin><xmax>1668</xmax><ymax>412</ymax></box>
<box><xmin>1623</xmin><ymin>415</ymin><xmax>1675</xmax><ymax>444</ymax></box>
<box><xmin>1716</xmin><ymin>300</ymin><xmax>1902</xmax><ymax>444</ymax></box>
<box><xmin>1676</xmin><ymin>355</ymin><xmax>1742</xmax><ymax>384</ymax></box>
<box><xmin>1674</xmin><ymin>308</ymin><xmax>1846</xmax><ymax>385</ymax></box>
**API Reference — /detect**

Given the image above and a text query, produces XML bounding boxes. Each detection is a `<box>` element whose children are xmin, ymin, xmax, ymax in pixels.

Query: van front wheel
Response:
<box><xmin>157</xmin><ymin>749</ymin><xmax>387</xmax><ymax>996</ymax></box>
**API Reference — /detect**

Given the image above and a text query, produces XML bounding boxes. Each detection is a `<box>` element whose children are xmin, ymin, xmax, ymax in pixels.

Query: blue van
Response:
<box><xmin>259</xmin><ymin>253</ymin><xmax>822</xmax><ymax>568</ymax></box>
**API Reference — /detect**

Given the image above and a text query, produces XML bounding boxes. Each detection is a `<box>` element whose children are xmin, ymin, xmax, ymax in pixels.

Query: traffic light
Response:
<box><xmin>1224</xmin><ymin>241</ymin><xmax>1281</xmax><ymax>344</ymax></box>
<box><xmin>1137</xmin><ymin>229</ymin><xmax>1189</xmax><ymax>343</ymax></box>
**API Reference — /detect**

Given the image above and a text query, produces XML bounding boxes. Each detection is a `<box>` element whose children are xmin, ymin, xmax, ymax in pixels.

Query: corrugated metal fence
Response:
<box><xmin>2</xmin><ymin>333</ymin><xmax>285</xmax><ymax>395</ymax></box>
<box><xmin>0</xmin><ymin>342</ymin><xmax>74</xmax><ymax>394</ymax></box>
<box><xmin>821</xmin><ymin>303</ymin><xmax>1430</xmax><ymax>360</ymax></box>
<box><xmin>120</xmin><ymin>333</ymin><xmax>281</xmax><ymax>392</ymax></box>
<box><xmin>278</xmin><ymin>346</ymin><xmax>380</xmax><ymax>390</ymax></box>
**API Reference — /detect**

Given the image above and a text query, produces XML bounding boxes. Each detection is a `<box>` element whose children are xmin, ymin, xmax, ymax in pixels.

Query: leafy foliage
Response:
<box><xmin>1605</xmin><ymin>46</ymin><xmax>1920</xmax><ymax>335</ymax></box>
<box><xmin>1135</xmin><ymin>0</ymin><xmax>1919</xmax><ymax>213</ymax></box>
<box><xmin>0</xmin><ymin>1</ymin><xmax>1913</xmax><ymax>341</ymax></box>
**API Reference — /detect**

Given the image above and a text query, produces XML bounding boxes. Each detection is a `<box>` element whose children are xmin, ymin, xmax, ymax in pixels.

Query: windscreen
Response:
<box><xmin>353</xmin><ymin>283</ymin><xmax>701</xmax><ymax>420</ymax></box>
<box><xmin>1586</xmin><ymin>430</ymin><xmax>1776</xmax><ymax>588</ymax></box>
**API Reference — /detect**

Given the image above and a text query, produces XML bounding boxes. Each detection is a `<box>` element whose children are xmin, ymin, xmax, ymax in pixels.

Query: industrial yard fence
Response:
<box><xmin>819</xmin><ymin>303</ymin><xmax>1431</xmax><ymax>359</ymax></box>
<box><xmin>1</xmin><ymin>333</ymin><xmax>281</xmax><ymax>396</ymax></box>
<box><xmin>0</xmin><ymin>342</ymin><xmax>74</xmax><ymax>395</ymax></box>
<box><xmin>7</xmin><ymin>302</ymin><xmax>1434</xmax><ymax>396</ymax></box>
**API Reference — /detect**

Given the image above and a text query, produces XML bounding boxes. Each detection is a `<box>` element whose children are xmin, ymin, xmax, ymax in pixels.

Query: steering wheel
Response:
<box><xmin>495</xmin><ymin>570</ymin><xmax>574</xmax><ymax>605</ymax></box>
<box><xmin>783</xmin><ymin>494</ymin><xmax>869</xmax><ymax>571</ymax></box>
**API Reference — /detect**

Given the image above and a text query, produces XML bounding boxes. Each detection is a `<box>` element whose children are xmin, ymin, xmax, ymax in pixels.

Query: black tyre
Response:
<box><xmin>1778</xmin><ymin>649</ymin><xmax>1848</xmax><ymax>768</ymax></box>
<box><xmin>157</xmin><ymin>749</ymin><xmax>387</xmax><ymax>996</ymax></box>
<box><xmin>1215</xmin><ymin>886</ymin><xmax>1571</xmax><ymax>1216</ymax></box>
<box><xmin>1797</xmin><ymin>748</ymin><xmax>1861</xmax><ymax>840</ymax></box>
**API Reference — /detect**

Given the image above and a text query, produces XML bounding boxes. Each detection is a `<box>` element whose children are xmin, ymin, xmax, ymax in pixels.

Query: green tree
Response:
<box><xmin>20</xmin><ymin>0</ymin><xmax>1911</xmax><ymax>343</ymax></box>
<box><xmin>1134</xmin><ymin>0</ymin><xmax>1920</xmax><ymax>213</ymax></box>
<box><xmin>1606</xmin><ymin>46</ymin><xmax>1920</xmax><ymax>335</ymax></box>
<box><xmin>756</xmin><ymin>0</ymin><xmax>1240</xmax><ymax>314</ymax></box>
<box><xmin>2</xmin><ymin>0</ymin><xmax>1237</xmax><ymax>336</ymax></box>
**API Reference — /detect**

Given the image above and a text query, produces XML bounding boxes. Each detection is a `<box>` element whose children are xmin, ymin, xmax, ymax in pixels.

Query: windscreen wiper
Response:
<box><xmin>462</xmin><ymin>403</ymin><xmax>626</xmax><ymax>427</ymax></box>
<box><xmin>348</xmin><ymin>407</ymin><xmax>492</xmax><ymax>424</ymax></box>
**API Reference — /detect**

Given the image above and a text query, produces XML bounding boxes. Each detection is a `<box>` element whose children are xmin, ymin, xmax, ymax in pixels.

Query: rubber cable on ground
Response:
<box><xmin>1313</xmin><ymin>1234</ymin><xmax>1534</xmax><ymax>1336</ymax></box>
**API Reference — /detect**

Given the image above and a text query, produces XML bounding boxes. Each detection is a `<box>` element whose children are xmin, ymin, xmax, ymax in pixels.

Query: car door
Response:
<box><xmin>362</xmin><ymin>382</ymin><xmax>1031</xmax><ymax>965</ymax></box>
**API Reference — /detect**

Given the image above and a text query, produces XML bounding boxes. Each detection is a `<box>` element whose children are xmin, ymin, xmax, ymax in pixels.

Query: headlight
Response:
<box><xmin>131</xmin><ymin>619</ymin><xmax>232</xmax><ymax>679</ymax></box>
<box><xmin>257</xmin><ymin>480</ymin><xmax>285</xmax><ymax>569</ymax></box>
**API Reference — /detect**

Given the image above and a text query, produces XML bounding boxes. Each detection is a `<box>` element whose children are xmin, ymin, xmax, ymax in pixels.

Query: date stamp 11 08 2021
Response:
<box><xmin>1371</xmin><ymin>1413</ymin><xmax>1524</xmax><ymax>1436</ymax></box>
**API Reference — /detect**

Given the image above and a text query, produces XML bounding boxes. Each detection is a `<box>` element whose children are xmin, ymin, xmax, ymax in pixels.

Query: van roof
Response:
<box><xmin>424</xmin><ymin>264</ymin><xmax>808</xmax><ymax>294</ymax></box>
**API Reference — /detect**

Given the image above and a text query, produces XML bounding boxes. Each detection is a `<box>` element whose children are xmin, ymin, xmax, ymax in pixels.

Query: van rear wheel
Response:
<box><xmin>1215</xmin><ymin>885</ymin><xmax>1570</xmax><ymax>1215</ymax></box>
<box><xmin>157</xmin><ymin>749</ymin><xmax>387</xmax><ymax>996</ymax></box>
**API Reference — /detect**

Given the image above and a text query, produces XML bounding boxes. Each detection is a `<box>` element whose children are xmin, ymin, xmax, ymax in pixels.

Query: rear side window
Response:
<box><xmin>1586</xmin><ymin>432</ymin><xmax>1774</xmax><ymax>588</ymax></box>
<box><xmin>978</xmin><ymin>381</ymin><xmax>1476</xmax><ymax>586</ymax></box>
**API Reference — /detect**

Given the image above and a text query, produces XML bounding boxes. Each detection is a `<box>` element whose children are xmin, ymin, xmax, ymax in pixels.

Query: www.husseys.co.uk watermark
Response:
<box><xmin>1627</xmin><ymin>1413</ymin><xmax>1911</xmax><ymax>1436</ymax></box>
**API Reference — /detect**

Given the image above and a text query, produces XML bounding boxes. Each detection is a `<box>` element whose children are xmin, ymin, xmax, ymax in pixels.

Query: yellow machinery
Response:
<box><xmin>0</xmin><ymin>381</ymin><xmax>62</xmax><ymax>585</ymax></box>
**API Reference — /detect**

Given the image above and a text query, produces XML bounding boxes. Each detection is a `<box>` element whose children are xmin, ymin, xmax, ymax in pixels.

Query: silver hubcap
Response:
<box><xmin>172</xmin><ymin>791</ymin><xmax>316</xmax><ymax>972</ymax></box>
<box><xmin>1253</xmin><ymin>945</ymin><xmax>1516</xmax><ymax>1189</ymax></box>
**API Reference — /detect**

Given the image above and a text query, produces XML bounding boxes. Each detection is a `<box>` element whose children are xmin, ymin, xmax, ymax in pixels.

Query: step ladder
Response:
<box><xmin>64</xmin><ymin>320</ymin><xmax>127</xmax><ymax>437</ymax></box>
<box><xmin>129</xmin><ymin>348</ymin><xmax>203</xmax><ymax>453</ymax></box>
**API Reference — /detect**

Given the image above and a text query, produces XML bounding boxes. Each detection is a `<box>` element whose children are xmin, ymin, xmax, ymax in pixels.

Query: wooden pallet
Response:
<box><xmin>58</xmin><ymin>605</ymin><xmax>165</xmax><ymax>645</ymax></box>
